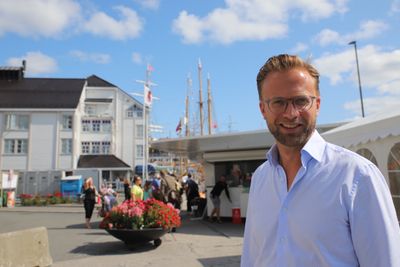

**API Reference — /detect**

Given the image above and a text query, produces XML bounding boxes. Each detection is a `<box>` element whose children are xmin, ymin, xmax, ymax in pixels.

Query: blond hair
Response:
<box><xmin>256</xmin><ymin>54</ymin><xmax>320</xmax><ymax>99</ymax></box>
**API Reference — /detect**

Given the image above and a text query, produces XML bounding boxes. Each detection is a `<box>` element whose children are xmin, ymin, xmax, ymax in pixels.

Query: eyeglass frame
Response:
<box><xmin>261</xmin><ymin>95</ymin><xmax>318</xmax><ymax>115</ymax></box>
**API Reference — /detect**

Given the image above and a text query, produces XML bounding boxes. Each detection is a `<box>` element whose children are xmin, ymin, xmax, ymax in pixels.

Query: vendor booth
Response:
<box><xmin>151</xmin><ymin>123</ymin><xmax>340</xmax><ymax>219</ymax></box>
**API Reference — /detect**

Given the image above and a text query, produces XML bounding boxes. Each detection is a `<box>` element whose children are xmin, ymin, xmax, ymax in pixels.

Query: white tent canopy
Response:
<box><xmin>323</xmin><ymin>109</ymin><xmax>400</xmax><ymax>148</ymax></box>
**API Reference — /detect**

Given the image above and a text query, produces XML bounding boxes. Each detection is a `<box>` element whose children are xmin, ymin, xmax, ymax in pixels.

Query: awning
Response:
<box><xmin>77</xmin><ymin>155</ymin><xmax>131</xmax><ymax>169</ymax></box>
<box><xmin>323</xmin><ymin>109</ymin><xmax>400</xmax><ymax>148</ymax></box>
<box><xmin>134</xmin><ymin>164</ymin><xmax>156</xmax><ymax>175</ymax></box>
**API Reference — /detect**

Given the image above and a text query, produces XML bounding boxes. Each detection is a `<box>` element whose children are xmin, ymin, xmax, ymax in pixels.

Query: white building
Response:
<box><xmin>0</xmin><ymin>65</ymin><xmax>145</xmax><ymax>195</ymax></box>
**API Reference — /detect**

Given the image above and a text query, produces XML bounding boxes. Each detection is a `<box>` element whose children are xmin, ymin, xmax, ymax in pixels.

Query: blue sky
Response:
<box><xmin>1</xmin><ymin>0</ymin><xmax>400</xmax><ymax>138</ymax></box>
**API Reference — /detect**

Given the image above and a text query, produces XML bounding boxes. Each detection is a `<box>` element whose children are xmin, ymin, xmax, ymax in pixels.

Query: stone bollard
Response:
<box><xmin>0</xmin><ymin>226</ymin><xmax>53</xmax><ymax>267</ymax></box>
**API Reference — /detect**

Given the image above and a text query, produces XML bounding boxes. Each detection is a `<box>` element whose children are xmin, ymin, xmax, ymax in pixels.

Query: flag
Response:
<box><xmin>176</xmin><ymin>119</ymin><xmax>182</xmax><ymax>134</ymax></box>
<box><xmin>212</xmin><ymin>122</ymin><xmax>218</xmax><ymax>129</ymax></box>
<box><xmin>144</xmin><ymin>85</ymin><xmax>152</xmax><ymax>107</ymax></box>
<box><xmin>198</xmin><ymin>58</ymin><xmax>202</xmax><ymax>69</ymax></box>
<box><xmin>147</xmin><ymin>63</ymin><xmax>154</xmax><ymax>72</ymax></box>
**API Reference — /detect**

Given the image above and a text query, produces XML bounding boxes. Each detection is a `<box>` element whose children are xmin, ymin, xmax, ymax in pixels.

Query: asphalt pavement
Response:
<box><xmin>0</xmin><ymin>204</ymin><xmax>244</xmax><ymax>267</ymax></box>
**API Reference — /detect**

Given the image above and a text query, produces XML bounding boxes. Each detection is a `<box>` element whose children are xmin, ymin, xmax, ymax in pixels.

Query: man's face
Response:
<box><xmin>259</xmin><ymin>68</ymin><xmax>320</xmax><ymax>149</ymax></box>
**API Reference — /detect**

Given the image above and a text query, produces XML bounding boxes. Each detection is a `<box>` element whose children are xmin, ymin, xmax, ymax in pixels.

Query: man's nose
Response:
<box><xmin>283</xmin><ymin>100</ymin><xmax>299</xmax><ymax>117</ymax></box>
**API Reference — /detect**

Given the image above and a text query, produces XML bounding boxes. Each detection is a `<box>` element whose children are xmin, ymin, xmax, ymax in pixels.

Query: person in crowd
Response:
<box><xmin>209</xmin><ymin>175</ymin><xmax>231</xmax><ymax>223</ymax></box>
<box><xmin>242</xmin><ymin>172</ymin><xmax>252</xmax><ymax>188</ymax></box>
<box><xmin>143</xmin><ymin>180</ymin><xmax>153</xmax><ymax>200</ymax></box>
<box><xmin>185</xmin><ymin>173</ymin><xmax>199</xmax><ymax>212</ymax></box>
<box><xmin>241</xmin><ymin>54</ymin><xmax>400</xmax><ymax>266</ymax></box>
<box><xmin>103</xmin><ymin>183</ymin><xmax>118</xmax><ymax>211</ymax></box>
<box><xmin>82</xmin><ymin>177</ymin><xmax>99</xmax><ymax>229</ymax></box>
<box><xmin>123</xmin><ymin>178</ymin><xmax>131</xmax><ymax>201</ymax></box>
<box><xmin>160</xmin><ymin>170</ymin><xmax>180</xmax><ymax>208</ymax></box>
<box><xmin>131</xmin><ymin>175</ymin><xmax>143</xmax><ymax>201</ymax></box>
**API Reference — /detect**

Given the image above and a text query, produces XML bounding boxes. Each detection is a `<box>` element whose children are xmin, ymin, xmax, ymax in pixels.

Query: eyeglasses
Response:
<box><xmin>262</xmin><ymin>95</ymin><xmax>317</xmax><ymax>114</ymax></box>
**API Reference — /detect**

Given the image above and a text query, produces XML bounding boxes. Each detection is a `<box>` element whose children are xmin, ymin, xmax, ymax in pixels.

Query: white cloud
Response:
<box><xmin>83</xmin><ymin>6</ymin><xmax>143</xmax><ymax>40</ymax></box>
<box><xmin>70</xmin><ymin>50</ymin><xmax>111</xmax><ymax>64</ymax></box>
<box><xmin>390</xmin><ymin>0</ymin><xmax>400</xmax><ymax>14</ymax></box>
<box><xmin>313</xmin><ymin>50</ymin><xmax>354</xmax><ymax>85</ymax></box>
<box><xmin>377</xmin><ymin>80</ymin><xmax>400</xmax><ymax>95</ymax></box>
<box><xmin>313</xmin><ymin>29</ymin><xmax>341</xmax><ymax>46</ymax></box>
<box><xmin>344</xmin><ymin>96</ymin><xmax>400</xmax><ymax>116</ymax></box>
<box><xmin>350</xmin><ymin>20</ymin><xmax>389</xmax><ymax>40</ymax></box>
<box><xmin>314</xmin><ymin>20</ymin><xmax>388</xmax><ymax>46</ymax></box>
<box><xmin>173</xmin><ymin>0</ymin><xmax>349</xmax><ymax>44</ymax></box>
<box><xmin>134</xmin><ymin>0</ymin><xmax>160</xmax><ymax>10</ymax></box>
<box><xmin>132</xmin><ymin>52</ymin><xmax>143</xmax><ymax>64</ymax></box>
<box><xmin>7</xmin><ymin>52</ymin><xmax>58</xmax><ymax>75</ymax></box>
<box><xmin>314</xmin><ymin>45</ymin><xmax>400</xmax><ymax>89</ymax></box>
<box><xmin>290</xmin><ymin>42</ymin><xmax>309</xmax><ymax>54</ymax></box>
<box><xmin>0</xmin><ymin>0</ymin><xmax>81</xmax><ymax>38</ymax></box>
<box><xmin>315</xmin><ymin>45</ymin><xmax>400</xmax><ymax>118</ymax></box>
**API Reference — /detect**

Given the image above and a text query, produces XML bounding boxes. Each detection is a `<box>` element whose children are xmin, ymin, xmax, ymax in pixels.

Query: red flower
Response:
<box><xmin>99</xmin><ymin>199</ymin><xmax>181</xmax><ymax>230</ymax></box>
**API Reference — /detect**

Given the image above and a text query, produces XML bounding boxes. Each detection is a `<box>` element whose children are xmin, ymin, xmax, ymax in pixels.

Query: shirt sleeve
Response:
<box><xmin>241</xmin><ymin>176</ymin><xmax>256</xmax><ymax>267</ymax></box>
<box><xmin>350</xmin><ymin>163</ymin><xmax>400</xmax><ymax>267</ymax></box>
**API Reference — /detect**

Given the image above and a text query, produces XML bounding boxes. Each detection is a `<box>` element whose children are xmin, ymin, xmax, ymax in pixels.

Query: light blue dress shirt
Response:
<box><xmin>241</xmin><ymin>131</ymin><xmax>400</xmax><ymax>267</ymax></box>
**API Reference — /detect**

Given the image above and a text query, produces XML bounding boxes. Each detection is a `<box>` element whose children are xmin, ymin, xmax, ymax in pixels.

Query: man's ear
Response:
<box><xmin>259</xmin><ymin>101</ymin><xmax>267</xmax><ymax>120</ymax></box>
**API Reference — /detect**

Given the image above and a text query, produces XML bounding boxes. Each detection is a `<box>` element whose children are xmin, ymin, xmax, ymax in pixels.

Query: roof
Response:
<box><xmin>151</xmin><ymin>123</ymin><xmax>342</xmax><ymax>160</ymax></box>
<box><xmin>323</xmin><ymin>109</ymin><xmax>400</xmax><ymax>147</ymax></box>
<box><xmin>77</xmin><ymin>155</ymin><xmax>131</xmax><ymax>169</ymax></box>
<box><xmin>0</xmin><ymin>78</ymin><xmax>85</xmax><ymax>109</ymax></box>
<box><xmin>86</xmin><ymin>75</ymin><xmax>117</xmax><ymax>87</ymax></box>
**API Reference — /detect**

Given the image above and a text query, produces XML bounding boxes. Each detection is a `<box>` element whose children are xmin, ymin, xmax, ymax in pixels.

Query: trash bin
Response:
<box><xmin>232</xmin><ymin>207</ymin><xmax>242</xmax><ymax>224</ymax></box>
<box><xmin>60</xmin><ymin>175</ymin><xmax>83</xmax><ymax>199</ymax></box>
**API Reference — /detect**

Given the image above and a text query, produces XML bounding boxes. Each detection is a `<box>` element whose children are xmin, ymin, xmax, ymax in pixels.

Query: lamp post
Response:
<box><xmin>348</xmin><ymin>40</ymin><xmax>365</xmax><ymax>118</ymax></box>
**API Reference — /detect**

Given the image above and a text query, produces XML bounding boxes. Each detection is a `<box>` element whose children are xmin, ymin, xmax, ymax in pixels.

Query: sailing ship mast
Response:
<box><xmin>207</xmin><ymin>73</ymin><xmax>213</xmax><ymax>135</ymax></box>
<box><xmin>198</xmin><ymin>59</ymin><xmax>204</xmax><ymax>136</ymax></box>
<box><xmin>185</xmin><ymin>74</ymin><xmax>191</xmax><ymax>137</ymax></box>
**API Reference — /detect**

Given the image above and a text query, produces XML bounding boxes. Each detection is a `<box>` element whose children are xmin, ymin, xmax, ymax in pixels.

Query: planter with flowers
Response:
<box><xmin>99</xmin><ymin>198</ymin><xmax>181</xmax><ymax>248</ymax></box>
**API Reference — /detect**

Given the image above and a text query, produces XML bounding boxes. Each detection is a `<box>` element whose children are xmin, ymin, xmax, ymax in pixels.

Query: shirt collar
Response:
<box><xmin>266</xmin><ymin>130</ymin><xmax>326</xmax><ymax>166</ymax></box>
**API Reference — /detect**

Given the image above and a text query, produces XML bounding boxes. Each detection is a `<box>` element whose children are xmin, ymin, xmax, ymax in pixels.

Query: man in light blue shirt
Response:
<box><xmin>241</xmin><ymin>54</ymin><xmax>400</xmax><ymax>266</ymax></box>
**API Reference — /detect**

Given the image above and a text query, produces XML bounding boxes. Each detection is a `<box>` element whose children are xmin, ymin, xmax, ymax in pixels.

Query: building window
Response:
<box><xmin>85</xmin><ymin>105</ymin><xmax>95</xmax><ymax>116</ymax></box>
<box><xmin>136</xmin><ymin>145</ymin><xmax>144</xmax><ymax>158</ymax></box>
<box><xmin>388</xmin><ymin>142</ymin><xmax>400</xmax><ymax>221</ymax></box>
<box><xmin>136</xmin><ymin>110</ymin><xmax>143</xmax><ymax>118</ymax></box>
<box><xmin>102</xmin><ymin>120</ymin><xmax>111</xmax><ymax>133</ymax></box>
<box><xmin>4</xmin><ymin>139</ymin><xmax>28</xmax><ymax>154</ymax></box>
<box><xmin>126</xmin><ymin>107</ymin><xmax>134</xmax><ymax>118</ymax></box>
<box><xmin>92</xmin><ymin>141</ymin><xmax>101</xmax><ymax>154</ymax></box>
<box><xmin>92</xmin><ymin>120</ymin><xmax>101</xmax><ymax>132</ymax></box>
<box><xmin>82</xmin><ymin>120</ymin><xmax>90</xmax><ymax>132</ymax></box>
<box><xmin>5</xmin><ymin>114</ymin><xmax>29</xmax><ymax>130</ymax></box>
<box><xmin>81</xmin><ymin>142</ymin><xmax>90</xmax><ymax>154</ymax></box>
<box><xmin>62</xmin><ymin>115</ymin><xmax>73</xmax><ymax>130</ymax></box>
<box><xmin>102</xmin><ymin>141</ymin><xmax>111</xmax><ymax>154</ymax></box>
<box><xmin>136</xmin><ymin>125</ymin><xmax>144</xmax><ymax>138</ymax></box>
<box><xmin>61</xmin><ymin>139</ymin><xmax>72</xmax><ymax>154</ymax></box>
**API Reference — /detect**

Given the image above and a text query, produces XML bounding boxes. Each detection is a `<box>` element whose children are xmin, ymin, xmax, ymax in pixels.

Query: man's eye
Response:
<box><xmin>271</xmin><ymin>99</ymin><xmax>286</xmax><ymax>106</ymax></box>
<box><xmin>294</xmin><ymin>97</ymin><xmax>309</xmax><ymax>107</ymax></box>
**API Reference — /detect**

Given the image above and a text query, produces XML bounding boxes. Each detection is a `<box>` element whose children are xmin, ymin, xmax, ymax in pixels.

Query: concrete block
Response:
<box><xmin>0</xmin><ymin>226</ymin><xmax>53</xmax><ymax>267</ymax></box>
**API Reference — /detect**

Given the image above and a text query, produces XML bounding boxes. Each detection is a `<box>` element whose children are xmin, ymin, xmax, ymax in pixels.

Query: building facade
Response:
<box><xmin>0</xmin><ymin>65</ymin><xmax>145</xmax><ymax>195</ymax></box>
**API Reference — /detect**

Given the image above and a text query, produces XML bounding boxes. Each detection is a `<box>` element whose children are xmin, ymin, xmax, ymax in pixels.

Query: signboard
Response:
<box><xmin>2</xmin><ymin>173</ymin><xmax>18</xmax><ymax>189</ymax></box>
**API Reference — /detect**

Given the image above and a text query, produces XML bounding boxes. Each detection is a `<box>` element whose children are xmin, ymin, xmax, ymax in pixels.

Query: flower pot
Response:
<box><xmin>106</xmin><ymin>227</ymin><xmax>168</xmax><ymax>248</ymax></box>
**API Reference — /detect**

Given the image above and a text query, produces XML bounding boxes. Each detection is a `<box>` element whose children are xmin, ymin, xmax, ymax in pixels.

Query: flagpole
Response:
<box><xmin>207</xmin><ymin>73</ymin><xmax>212</xmax><ymax>135</ymax></box>
<box><xmin>144</xmin><ymin>64</ymin><xmax>151</xmax><ymax>182</ymax></box>
<box><xmin>135</xmin><ymin>64</ymin><xmax>156</xmax><ymax>182</ymax></box>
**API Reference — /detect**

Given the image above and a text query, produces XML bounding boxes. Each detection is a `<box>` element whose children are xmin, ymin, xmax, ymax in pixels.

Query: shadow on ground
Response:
<box><xmin>198</xmin><ymin>255</ymin><xmax>241</xmax><ymax>267</ymax></box>
<box><xmin>70</xmin><ymin>240</ymin><xmax>159</xmax><ymax>256</ymax></box>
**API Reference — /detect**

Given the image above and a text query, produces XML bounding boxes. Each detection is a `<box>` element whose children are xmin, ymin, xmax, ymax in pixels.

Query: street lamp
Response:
<box><xmin>348</xmin><ymin>40</ymin><xmax>365</xmax><ymax>118</ymax></box>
